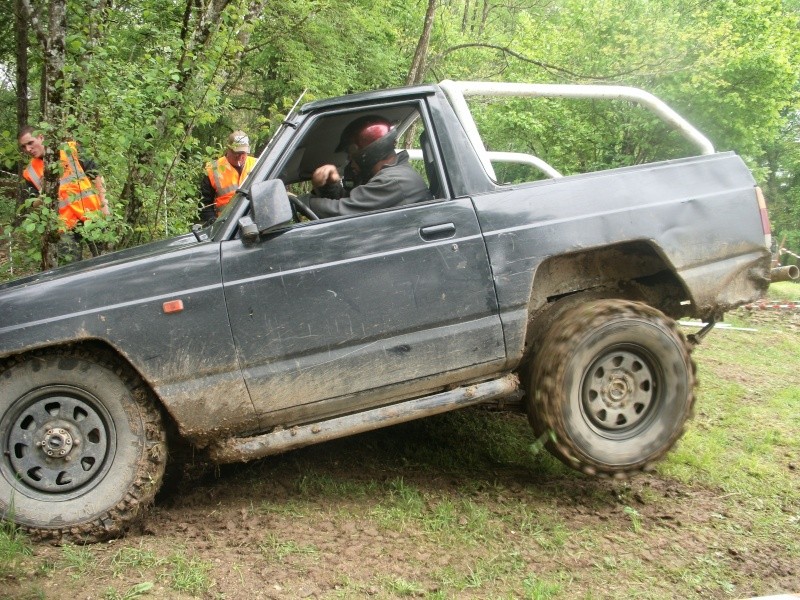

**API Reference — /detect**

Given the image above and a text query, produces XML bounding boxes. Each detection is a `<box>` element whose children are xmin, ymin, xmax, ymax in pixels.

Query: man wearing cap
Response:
<box><xmin>199</xmin><ymin>130</ymin><xmax>257</xmax><ymax>225</ymax></box>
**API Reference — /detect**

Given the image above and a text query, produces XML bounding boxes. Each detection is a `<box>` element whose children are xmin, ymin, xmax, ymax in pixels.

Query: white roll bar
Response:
<box><xmin>438</xmin><ymin>80</ymin><xmax>715</xmax><ymax>181</ymax></box>
<box><xmin>407</xmin><ymin>149</ymin><xmax>562</xmax><ymax>179</ymax></box>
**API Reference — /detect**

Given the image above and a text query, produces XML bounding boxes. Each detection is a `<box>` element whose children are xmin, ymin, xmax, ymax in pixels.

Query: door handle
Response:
<box><xmin>419</xmin><ymin>223</ymin><xmax>456</xmax><ymax>241</ymax></box>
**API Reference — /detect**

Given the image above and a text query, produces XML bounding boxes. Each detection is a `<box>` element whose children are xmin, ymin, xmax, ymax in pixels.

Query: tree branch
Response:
<box><xmin>429</xmin><ymin>43</ymin><xmax>673</xmax><ymax>81</ymax></box>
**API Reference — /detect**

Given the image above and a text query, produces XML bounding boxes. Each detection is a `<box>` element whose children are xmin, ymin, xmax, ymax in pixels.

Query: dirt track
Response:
<box><xmin>6</xmin><ymin>405</ymin><xmax>797</xmax><ymax>599</ymax></box>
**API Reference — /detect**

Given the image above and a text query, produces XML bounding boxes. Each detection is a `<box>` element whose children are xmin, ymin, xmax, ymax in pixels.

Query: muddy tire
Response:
<box><xmin>0</xmin><ymin>349</ymin><xmax>167</xmax><ymax>543</ymax></box>
<box><xmin>528</xmin><ymin>299</ymin><xmax>695</xmax><ymax>477</ymax></box>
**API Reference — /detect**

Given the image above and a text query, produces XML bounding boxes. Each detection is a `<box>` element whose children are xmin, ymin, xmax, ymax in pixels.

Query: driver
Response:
<box><xmin>302</xmin><ymin>115</ymin><xmax>433</xmax><ymax>218</ymax></box>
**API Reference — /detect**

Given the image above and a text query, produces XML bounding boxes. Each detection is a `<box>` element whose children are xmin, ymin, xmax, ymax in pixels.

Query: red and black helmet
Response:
<box><xmin>336</xmin><ymin>115</ymin><xmax>398</xmax><ymax>175</ymax></box>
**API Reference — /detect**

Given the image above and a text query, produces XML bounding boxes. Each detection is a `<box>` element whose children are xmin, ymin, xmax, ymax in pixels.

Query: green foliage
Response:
<box><xmin>1</xmin><ymin>0</ymin><xmax>798</xmax><ymax>273</ymax></box>
<box><xmin>764</xmin><ymin>111</ymin><xmax>800</xmax><ymax>256</ymax></box>
<box><xmin>678</xmin><ymin>0</ymin><xmax>799</xmax><ymax>156</ymax></box>
<box><xmin>0</xmin><ymin>130</ymin><xmax>20</xmax><ymax>171</ymax></box>
<box><xmin>0</xmin><ymin>519</ymin><xmax>32</xmax><ymax>579</ymax></box>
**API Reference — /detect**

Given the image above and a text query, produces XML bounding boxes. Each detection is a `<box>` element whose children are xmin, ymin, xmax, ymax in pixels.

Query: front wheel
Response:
<box><xmin>528</xmin><ymin>299</ymin><xmax>696</xmax><ymax>477</ymax></box>
<box><xmin>0</xmin><ymin>350</ymin><xmax>167</xmax><ymax>543</ymax></box>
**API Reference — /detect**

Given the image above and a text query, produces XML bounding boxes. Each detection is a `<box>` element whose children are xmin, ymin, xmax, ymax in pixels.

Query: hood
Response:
<box><xmin>0</xmin><ymin>233</ymin><xmax>200</xmax><ymax>293</ymax></box>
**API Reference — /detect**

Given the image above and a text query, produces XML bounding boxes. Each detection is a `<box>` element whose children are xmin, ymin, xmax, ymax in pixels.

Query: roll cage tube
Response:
<box><xmin>438</xmin><ymin>80</ymin><xmax>716</xmax><ymax>181</ymax></box>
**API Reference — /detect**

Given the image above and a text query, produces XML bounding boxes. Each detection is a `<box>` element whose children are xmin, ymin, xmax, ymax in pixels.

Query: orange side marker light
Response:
<box><xmin>162</xmin><ymin>299</ymin><xmax>184</xmax><ymax>314</ymax></box>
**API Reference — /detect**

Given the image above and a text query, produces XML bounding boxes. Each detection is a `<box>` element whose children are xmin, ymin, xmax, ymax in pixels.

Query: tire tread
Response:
<box><xmin>527</xmin><ymin>299</ymin><xmax>696</xmax><ymax>478</ymax></box>
<box><xmin>0</xmin><ymin>347</ymin><xmax>167</xmax><ymax>544</ymax></box>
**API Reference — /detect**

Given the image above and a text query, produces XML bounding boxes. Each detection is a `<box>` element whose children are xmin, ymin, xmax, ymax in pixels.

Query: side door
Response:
<box><xmin>220</xmin><ymin>198</ymin><xmax>506</xmax><ymax>424</ymax></box>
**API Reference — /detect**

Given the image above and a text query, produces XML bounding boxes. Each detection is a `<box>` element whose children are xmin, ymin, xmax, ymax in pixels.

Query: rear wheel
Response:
<box><xmin>528</xmin><ymin>299</ymin><xmax>695</xmax><ymax>477</ymax></box>
<box><xmin>0</xmin><ymin>350</ymin><xmax>167</xmax><ymax>543</ymax></box>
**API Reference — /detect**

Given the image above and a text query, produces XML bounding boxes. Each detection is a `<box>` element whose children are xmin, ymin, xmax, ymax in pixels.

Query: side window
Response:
<box><xmin>277</xmin><ymin>103</ymin><xmax>444</xmax><ymax>220</ymax></box>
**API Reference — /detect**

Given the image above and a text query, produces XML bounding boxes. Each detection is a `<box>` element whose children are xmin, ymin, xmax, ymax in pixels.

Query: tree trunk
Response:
<box><xmin>21</xmin><ymin>0</ymin><xmax>68</xmax><ymax>269</ymax></box>
<box><xmin>14</xmin><ymin>0</ymin><xmax>29</xmax><ymax>224</ymax></box>
<box><xmin>120</xmin><ymin>0</ymin><xmax>236</xmax><ymax>244</ymax></box>
<box><xmin>479</xmin><ymin>0</ymin><xmax>489</xmax><ymax>35</ymax></box>
<box><xmin>406</xmin><ymin>0</ymin><xmax>437</xmax><ymax>86</ymax></box>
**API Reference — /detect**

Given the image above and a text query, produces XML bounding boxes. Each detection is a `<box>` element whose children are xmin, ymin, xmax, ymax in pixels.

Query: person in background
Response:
<box><xmin>18</xmin><ymin>125</ymin><xmax>110</xmax><ymax>262</ymax></box>
<box><xmin>302</xmin><ymin>115</ymin><xmax>432</xmax><ymax>218</ymax></box>
<box><xmin>199</xmin><ymin>130</ymin><xmax>257</xmax><ymax>225</ymax></box>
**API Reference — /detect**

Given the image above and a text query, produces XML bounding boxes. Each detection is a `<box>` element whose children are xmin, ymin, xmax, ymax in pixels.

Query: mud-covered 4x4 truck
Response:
<box><xmin>0</xmin><ymin>81</ymin><xmax>774</xmax><ymax>542</ymax></box>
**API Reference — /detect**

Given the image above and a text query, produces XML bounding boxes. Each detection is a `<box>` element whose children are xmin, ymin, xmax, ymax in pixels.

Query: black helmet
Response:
<box><xmin>336</xmin><ymin>115</ymin><xmax>398</xmax><ymax>174</ymax></box>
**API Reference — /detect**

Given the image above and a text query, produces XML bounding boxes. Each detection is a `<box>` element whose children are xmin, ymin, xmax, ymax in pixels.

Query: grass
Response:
<box><xmin>0</xmin><ymin>520</ymin><xmax>32</xmax><ymax>580</ymax></box>
<box><xmin>766</xmin><ymin>280</ymin><xmax>800</xmax><ymax>301</ymax></box>
<box><xmin>665</xmin><ymin>342</ymin><xmax>798</xmax><ymax>504</ymax></box>
<box><xmin>110</xmin><ymin>546</ymin><xmax>163</xmax><ymax>577</ymax></box>
<box><xmin>0</xmin><ymin>539</ymin><xmax>212</xmax><ymax>599</ymax></box>
<box><xmin>60</xmin><ymin>544</ymin><xmax>96</xmax><ymax>578</ymax></box>
<box><xmin>522</xmin><ymin>572</ymin><xmax>566</xmax><ymax>599</ymax></box>
<box><xmin>259</xmin><ymin>533</ymin><xmax>320</xmax><ymax>562</ymax></box>
<box><xmin>296</xmin><ymin>471</ymin><xmax>380</xmax><ymax>498</ymax></box>
<box><xmin>380</xmin><ymin>575</ymin><xmax>426</xmax><ymax>596</ymax></box>
<box><xmin>103</xmin><ymin>582</ymin><xmax>154</xmax><ymax>600</ymax></box>
<box><xmin>166</xmin><ymin>551</ymin><xmax>213</xmax><ymax>595</ymax></box>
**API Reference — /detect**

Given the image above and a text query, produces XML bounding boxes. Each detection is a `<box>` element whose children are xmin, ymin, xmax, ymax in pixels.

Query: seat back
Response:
<box><xmin>419</xmin><ymin>131</ymin><xmax>443</xmax><ymax>199</ymax></box>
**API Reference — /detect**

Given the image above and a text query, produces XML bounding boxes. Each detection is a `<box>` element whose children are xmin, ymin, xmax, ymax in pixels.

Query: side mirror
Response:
<box><xmin>249</xmin><ymin>179</ymin><xmax>294</xmax><ymax>235</ymax></box>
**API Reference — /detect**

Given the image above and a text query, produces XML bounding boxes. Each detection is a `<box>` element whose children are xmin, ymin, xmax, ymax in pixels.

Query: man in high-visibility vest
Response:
<box><xmin>199</xmin><ymin>130</ymin><xmax>257</xmax><ymax>225</ymax></box>
<box><xmin>18</xmin><ymin>125</ymin><xmax>110</xmax><ymax>262</ymax></box>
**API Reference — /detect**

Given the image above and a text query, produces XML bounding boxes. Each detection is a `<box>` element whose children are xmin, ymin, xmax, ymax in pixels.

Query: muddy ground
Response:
<box><xmin>3</xmin><ymin>309</ymin><xmax>800</xmax><ymax>599</ymax></box>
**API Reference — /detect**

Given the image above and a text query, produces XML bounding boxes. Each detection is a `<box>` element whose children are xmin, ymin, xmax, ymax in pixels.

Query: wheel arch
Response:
<box><xmin>1</xmin><ymin>340</ymin><xmax>184</xmax><ymax>447</ymax></box>
<box><xmin>523</xmin><ymin>241</ymin><xmax>690</xmax><ymax>358</ymax></box>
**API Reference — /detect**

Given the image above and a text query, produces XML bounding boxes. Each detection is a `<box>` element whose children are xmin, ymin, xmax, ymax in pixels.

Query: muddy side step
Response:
<box><xmin>208</xmin><ymin>373</ymin><xmax>519</xmax><ymax>464</ymax></box>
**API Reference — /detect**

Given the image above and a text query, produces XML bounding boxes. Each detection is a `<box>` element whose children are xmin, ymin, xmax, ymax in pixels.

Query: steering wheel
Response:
<box><xmin>287</xmin><ymin>192</ymin><xmax>319</xmax><ymax>221</ymax></box>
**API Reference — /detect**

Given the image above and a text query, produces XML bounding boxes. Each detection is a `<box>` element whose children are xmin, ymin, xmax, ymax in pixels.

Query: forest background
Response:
<box><xmin>0</xmin><ymin>0</ymin><xmax>798</xmax><ymax>276</ymax></box>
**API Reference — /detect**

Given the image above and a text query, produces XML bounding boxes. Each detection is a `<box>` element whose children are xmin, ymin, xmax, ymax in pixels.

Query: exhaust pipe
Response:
<box><xmin>771</xmin><ymin>265</ymin><xmax>800</xmax><ymax>282</ymax></box>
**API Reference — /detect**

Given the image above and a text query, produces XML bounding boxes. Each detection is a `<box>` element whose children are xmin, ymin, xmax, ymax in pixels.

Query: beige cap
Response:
<box><xmin>227</xmin><ymin>130</ymin><xmax>250</xmax><ymax>153</ymax></box>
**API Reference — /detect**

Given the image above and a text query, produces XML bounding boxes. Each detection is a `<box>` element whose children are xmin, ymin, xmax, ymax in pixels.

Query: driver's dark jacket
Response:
<box><xmin>305</xmin><ymin>151</ymin><xmax>433</xmax><ymax>218</ymax></box>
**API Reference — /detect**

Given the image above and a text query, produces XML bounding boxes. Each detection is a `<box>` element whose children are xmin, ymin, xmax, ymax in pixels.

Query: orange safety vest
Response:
<box><xmin>22</xmin><ymin>142</ymin><xmax>103</xmax><ymax>230</ymax></box>
<box><xmin>205</xmin><ymin>155</ymin><xmax>256</xmax><ymax>213</ymax></box>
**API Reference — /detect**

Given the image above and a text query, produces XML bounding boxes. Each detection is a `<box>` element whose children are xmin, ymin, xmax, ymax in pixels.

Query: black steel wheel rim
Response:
<box><xmin>1</xmin><ymin>385</ymin><xmax>117</xmax><ymax>501</ymax></box>
<box><xmin>580</xmin><ymin>344</ymin><xmax>660</xmax><ymax>437</ymax></box>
